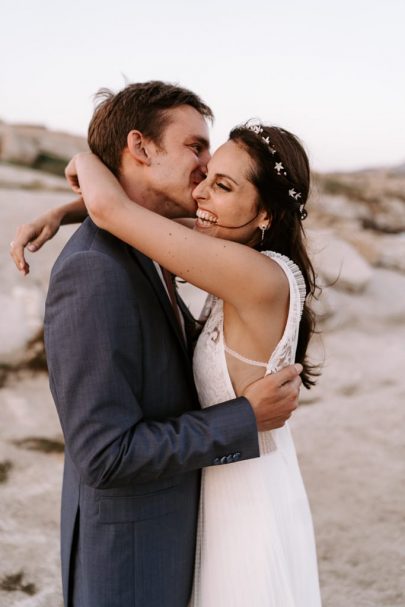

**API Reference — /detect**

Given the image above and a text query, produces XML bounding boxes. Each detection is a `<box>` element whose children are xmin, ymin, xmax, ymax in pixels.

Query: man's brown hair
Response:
<box><xmin>88</xmin><ymin>81</ymin><xmax>213</xmax><ymax>176</ymax></box>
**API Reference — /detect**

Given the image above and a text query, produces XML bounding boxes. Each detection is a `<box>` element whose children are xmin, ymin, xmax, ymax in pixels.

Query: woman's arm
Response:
<box><xmin>69</xmin><ymin>154</ymin><xmax>286</xmax><ymax>312</ymax></box>
<box><xmin>174</xmin><ymin>218</ymin><xmax>196</xmax><ymax>229</ymax></box>
<box><xmin>10</xmin><ymin>197</ymin><xmax>87</xmax><ymax>274</ymax></box>
<box><xmin>59</xmin><ymin>197</ymin><xmax>88</xmax><ymax>225</ymax></box>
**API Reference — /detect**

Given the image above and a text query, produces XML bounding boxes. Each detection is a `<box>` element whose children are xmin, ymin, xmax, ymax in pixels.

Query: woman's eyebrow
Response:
<box><xmin>215</xmin><ymin>172</ymin><xmax>239</xmax><ymax>186</ymax></box>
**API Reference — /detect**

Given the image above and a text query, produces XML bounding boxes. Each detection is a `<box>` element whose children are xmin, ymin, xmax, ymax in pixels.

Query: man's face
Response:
<box><xmin>147</xmin><ymin>105</ymin><xmax>211</xmax><ymax>218</ymax></box>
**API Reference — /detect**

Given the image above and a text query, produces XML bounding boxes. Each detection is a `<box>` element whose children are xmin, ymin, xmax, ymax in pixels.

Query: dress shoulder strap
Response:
<box><xmin>260</xmin><ymin>250</ymin><xmax>307</xmax><ymax>374</ymax></box>
<box><xmin>261</xmin><ymin>251</ymin><xmax>306</xmax><ymax>318</ymax></box>
<box><xmin>223</xmin><ymin>342</ymin><xmax>268</xmax><ymax>368</ymax></box>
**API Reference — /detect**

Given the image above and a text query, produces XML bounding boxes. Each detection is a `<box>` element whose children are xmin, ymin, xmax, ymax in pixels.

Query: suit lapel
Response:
<box><xmin>130</xmin><ymin>248</ymin><xmax>190</xmax><ymax>359</ymax></box>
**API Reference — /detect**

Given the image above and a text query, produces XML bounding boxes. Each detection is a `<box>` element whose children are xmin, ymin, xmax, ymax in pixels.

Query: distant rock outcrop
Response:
<box><xmin>313</xmin><ymin>166</ymin><xmax>405</xmax><ymax>234</ymax></box>
<box><xmin>307</xmin><ymin>230</ymin><xmax>373</xmax><ymax>293</ymax></box>
<box><xmin>390</xmin><ymin>162</ymin><xmax>405</xmax><ymax>175</ymax></box>
<box><xmin>0</xmin><ymin>287</ymin><xmax>44</xmax><ymax>365</ymax></box>
<box><xmin>0</xmin><ymin>122</ymin><xmax>88</xmax><ymax>176</ymax></box>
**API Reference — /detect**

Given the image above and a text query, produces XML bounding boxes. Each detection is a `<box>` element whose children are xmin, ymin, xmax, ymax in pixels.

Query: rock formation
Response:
<box><xmin>0</xmin><ymin>122</ymin><xmax>88</xmax><ymax>175</ymax></box>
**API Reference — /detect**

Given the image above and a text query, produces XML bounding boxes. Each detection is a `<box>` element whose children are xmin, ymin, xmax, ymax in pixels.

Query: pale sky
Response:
<box><xmin>1</xmin><ymin>0</ymin><xmax>404</xmax><ymax>171</ymax></box>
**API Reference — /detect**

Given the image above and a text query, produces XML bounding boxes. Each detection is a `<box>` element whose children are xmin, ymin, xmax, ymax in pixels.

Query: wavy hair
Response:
<box><xmin>229</xmin><ymin>124</ymin><xmax>319</xmax><ymax>388</ymax></box>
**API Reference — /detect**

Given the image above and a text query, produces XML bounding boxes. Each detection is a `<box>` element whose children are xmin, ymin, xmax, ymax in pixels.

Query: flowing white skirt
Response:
<box><xmin>190</xmin><ymin>426</ymin><xmax>322</xmax><ymax>607</ymax></box>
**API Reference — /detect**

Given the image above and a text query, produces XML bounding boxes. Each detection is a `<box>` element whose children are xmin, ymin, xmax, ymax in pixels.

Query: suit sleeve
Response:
<box><xmin>45</xmin><ymin>250</ymin><xmax>259</xmax><ymax>489</ymax></box>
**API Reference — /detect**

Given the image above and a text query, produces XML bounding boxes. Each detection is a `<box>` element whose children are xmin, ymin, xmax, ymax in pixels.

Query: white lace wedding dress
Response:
<box><xmin>190</xmin><ymin>252</ymin><xmax>322</xmax><ymax>607</ymax></box>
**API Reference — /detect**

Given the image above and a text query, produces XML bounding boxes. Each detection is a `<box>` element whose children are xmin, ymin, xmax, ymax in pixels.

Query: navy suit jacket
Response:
<box><xmin>44</xmin><ymin>218</ymin><xmax>260</xmax><ymax>607</ymax></box>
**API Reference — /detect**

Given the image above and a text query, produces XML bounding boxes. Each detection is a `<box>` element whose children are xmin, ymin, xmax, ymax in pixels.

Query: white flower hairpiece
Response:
<box><xmin>248</xmin><ymin>125</ymin><xmax>277</xmax><ymax>154</ymax></box>
<box><xmin>247</xmin><ymin>124</ymin><xmax>306</xmax><ymax>219</ymax></box>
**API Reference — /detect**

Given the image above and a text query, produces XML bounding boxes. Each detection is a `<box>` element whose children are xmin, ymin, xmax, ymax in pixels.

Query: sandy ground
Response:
<box><xmin>1</xmin><ymin>169</ymin><xmax>404</xmax><ymax>606</ymax></box>
<box><xmin>295</xmin><ymin>328</ymin><xmax>405</xmax><ymax>607</ymax></box>
<box><xmin>0</xmin><ymin>373</ymin><xmax>63</xmax><ymax>607</ymax></box>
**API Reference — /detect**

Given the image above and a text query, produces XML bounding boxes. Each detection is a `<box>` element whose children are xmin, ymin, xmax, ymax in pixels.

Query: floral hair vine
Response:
<box><xmin>247</xmin><ymin>124</ymin><xmax>307</xmax><ymax>220</ymax></box>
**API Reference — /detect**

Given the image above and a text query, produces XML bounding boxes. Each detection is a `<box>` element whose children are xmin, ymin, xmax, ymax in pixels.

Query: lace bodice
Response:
<box><xmin>193</xmin><ymin>250</ymin><xmax>306</xmax><ymax>410</ymax></box>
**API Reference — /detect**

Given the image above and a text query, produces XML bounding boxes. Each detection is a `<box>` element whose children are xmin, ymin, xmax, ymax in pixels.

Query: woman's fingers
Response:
<box><xmin>10</xmin><ymin>223</ymin><xmax>39</xmax><ymax>273</ymax></box>
<box><xmin>26</xmin><ymin>226</ymin><xmax>54</xmax><ymax>252</ymax></box>
<box><xmin>65</xmin><ymin>156</ymin><xmax>82</xmax><ymax>194</ymax></box>
<box><xmin>10</xmin><ymin>223</ymin><xmax>53</xmax><ymax>274</ymax></box>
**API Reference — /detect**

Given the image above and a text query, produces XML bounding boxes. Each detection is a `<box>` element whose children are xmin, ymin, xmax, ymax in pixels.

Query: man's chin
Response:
<box><xmin>174</xmin><ymin>197</ymin><xmax>197</xmax><ymax>218</ymax></box>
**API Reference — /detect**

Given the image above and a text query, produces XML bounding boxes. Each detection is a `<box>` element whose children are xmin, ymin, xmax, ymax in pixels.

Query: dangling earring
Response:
<box><xmin>260</xmin><ymin>224</ymin><xmax>268</xmax><ymax>243</ymax></box>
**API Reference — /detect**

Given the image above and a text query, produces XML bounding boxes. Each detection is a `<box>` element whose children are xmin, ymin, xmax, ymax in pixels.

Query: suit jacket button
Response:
<box><xmin>226</xmin><ymin>454</ymin><xmax>233</xmax><ymax>464</ymax></box>
<box><xmin>233</xmin><ymin>452</ymin><xmax>241</xmax><ymax>462</ymax></box>
<box><xmin>220</xmin><ymin>456</ymin><xmax>228</xmax><ymax>465</ymax></box>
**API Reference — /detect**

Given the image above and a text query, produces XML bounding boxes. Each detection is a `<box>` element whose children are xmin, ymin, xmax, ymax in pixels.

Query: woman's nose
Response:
<box><xmin>192</xmin><ymin>178</ymin><xmax>208</xmax><ymax>200</ymax></box>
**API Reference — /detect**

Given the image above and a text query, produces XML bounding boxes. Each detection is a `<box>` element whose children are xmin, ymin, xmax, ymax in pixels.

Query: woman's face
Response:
<box><xmin>192</xmin><ymin>140</ymin><xmax>268</xmax><ymax>244</ymax></box>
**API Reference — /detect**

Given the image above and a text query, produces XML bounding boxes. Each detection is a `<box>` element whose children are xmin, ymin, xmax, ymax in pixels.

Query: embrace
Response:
<box><xmin>11</xmin><ymin>81</ymin><xmax>321</xmax><ymax>606</ymax></box>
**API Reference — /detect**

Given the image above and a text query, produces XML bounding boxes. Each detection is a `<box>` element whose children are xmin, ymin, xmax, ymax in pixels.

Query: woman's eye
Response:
<box><xmin>216</xmin><ymin>182</ymin><xmax>231</xmax><ymax>192</ymax></box>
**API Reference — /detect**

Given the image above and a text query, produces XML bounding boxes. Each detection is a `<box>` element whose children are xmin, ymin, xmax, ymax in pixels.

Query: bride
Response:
<box><xmin>12</xmin><ymin>122</ymin><xmax>321</xmax><ymax>606</ymax></box>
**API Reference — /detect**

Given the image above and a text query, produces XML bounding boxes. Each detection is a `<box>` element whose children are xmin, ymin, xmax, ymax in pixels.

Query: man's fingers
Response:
<box><xmin>289</xmin><ymin>375</ymin><xmax>302</xmax><ymax>395</ymax></box>
<box><xmin>283</xmin><ymin>376</ymin><xmax>301</xmax><ymax>408</ymax></box>
<box><xmin>272</xmin><ymin>363</ymin><xmax>303</xmax><ymax>388</ymax></box>
<box><xmin>294</xmin><ymin>363</ymin><xmax>303</xmax><ymax>375</ymax></box>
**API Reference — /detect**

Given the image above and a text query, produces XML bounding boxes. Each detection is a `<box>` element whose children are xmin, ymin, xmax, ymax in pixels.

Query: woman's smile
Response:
<box><xmin>195</xmin><ymin>207</ymin><xmax>218</xmax><ymax>228</ymax></box>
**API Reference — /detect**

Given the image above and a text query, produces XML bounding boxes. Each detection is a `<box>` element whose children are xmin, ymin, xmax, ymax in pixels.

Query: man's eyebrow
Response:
<box><xmin>189</xmin><ymin>135</ymin><xmax>210</xmax><ymax>149</ymax></box>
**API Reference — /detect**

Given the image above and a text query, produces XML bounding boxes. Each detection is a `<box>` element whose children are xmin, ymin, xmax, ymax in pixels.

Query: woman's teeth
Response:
<box><xmin>196</xmin><ymin>209</ymin><xmax>218</xmax><ymax>224</ymax></box>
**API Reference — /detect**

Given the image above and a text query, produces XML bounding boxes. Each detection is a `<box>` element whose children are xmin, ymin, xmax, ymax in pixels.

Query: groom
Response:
<box><xmin>18</xmin><ymin>82</ymin><xmax>302</xmax><ymax>607</ymax></box>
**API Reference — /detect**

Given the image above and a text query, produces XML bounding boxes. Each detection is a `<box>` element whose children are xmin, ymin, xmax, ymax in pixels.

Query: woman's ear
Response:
<box><xmin>126</xmin><ymin>130</ymin><xmax>152</xmax><ymax>166</ymax></box>
<box><xmin>258</xmin><ymin>209</ymin><xmax>271</xmax><ymax>230</ymax></box>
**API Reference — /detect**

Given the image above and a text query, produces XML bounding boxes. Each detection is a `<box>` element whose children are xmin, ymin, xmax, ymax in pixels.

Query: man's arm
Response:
<box><xmin>45</xmin><ymin>250</ymin><xmax>261</xmax><ymax>490</ymax></box>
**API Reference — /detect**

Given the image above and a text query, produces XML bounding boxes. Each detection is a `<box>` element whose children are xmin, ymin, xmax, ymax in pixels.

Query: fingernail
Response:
<box><xmin>28</xmin><ymin>244</ymin><xmax>36</xmax><ymax>251</ymax></box>
<box><xmin>294</xmin><ymin>363</ymin><xmax>303</xmax><ymax>374</ymax></box>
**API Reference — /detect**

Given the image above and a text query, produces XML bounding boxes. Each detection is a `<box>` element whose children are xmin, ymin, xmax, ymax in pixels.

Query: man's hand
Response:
<box><xmin>243</xmin><ymin>364</ymin><xmax>302</xmax><ymax>432</ymax></box>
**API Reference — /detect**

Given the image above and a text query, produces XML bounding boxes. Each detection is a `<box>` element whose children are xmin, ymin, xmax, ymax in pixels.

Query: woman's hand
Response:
<box><xmin>10</xmin><ymin>209</ymin><xmax>64</xmax><ymax>274</ymax></box>
<box><xmin>9</xmin><ymin>197</ymin><xmax>87</xmax><ymax>275</ymax></box>
<box><xmin>64</xmin><ymin>152</ymin><xmax>128</xmax><ymax>230</ymax></box>
<box><xmin>65</xmin><ymin>153</ymin><xmax>89</xmax><ymax>195</ymax></box>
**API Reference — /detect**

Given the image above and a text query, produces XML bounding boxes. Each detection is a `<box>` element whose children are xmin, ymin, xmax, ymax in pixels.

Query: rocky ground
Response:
<box><xmin>1</xmin><ymin>149</ymin><xmax>405</xmax><ymax>606</ymax></box>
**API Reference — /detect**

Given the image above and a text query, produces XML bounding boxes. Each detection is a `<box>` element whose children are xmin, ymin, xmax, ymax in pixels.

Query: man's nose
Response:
<box><xmin>199</xmin><ymin>149</ymin><xmax>211</xmax><ymax>175</ymax></box>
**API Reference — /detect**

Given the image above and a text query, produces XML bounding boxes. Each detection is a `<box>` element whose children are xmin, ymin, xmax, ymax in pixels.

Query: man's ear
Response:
<box><xmin>126</xmin><ymin>130</ymin><xmax>152</xmax><ymax>165</ymax></box>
